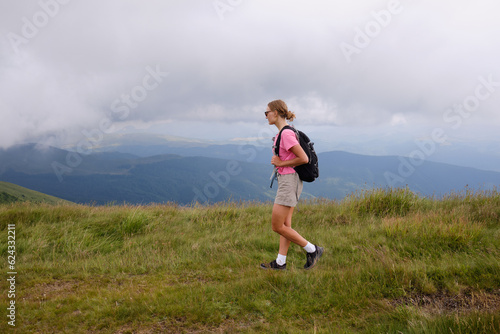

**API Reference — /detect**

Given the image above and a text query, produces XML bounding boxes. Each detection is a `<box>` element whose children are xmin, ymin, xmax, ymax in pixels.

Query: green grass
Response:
<box><xmin>0</xmin><ymin>187</ymin><xmax>499</xmax><ymax>333</ymax></box>
<box><xmin>0</xmin><ymin>181</ymin><xmax>73</xmax><ymax>205</ymax></box>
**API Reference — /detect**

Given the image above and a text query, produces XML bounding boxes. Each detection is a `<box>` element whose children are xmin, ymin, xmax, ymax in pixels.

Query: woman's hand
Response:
<box><xmin>271</xmin><ymin>145</ymin><xmax>308</xmax><ymax>168</ymax></box>
<box><xmin>271</xmin><ymin>155</ymin><xmax>283</xmax><ymax>167</ymax></box>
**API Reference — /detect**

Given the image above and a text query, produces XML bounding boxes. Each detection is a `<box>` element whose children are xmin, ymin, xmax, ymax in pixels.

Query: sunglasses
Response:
<box><xmin>265</xmin><ymin>110</ymin><xmax>273</xmax><ymax>117</ymax></box>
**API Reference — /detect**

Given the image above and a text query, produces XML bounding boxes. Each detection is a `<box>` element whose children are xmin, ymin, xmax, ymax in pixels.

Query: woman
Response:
<box><xmin>260</xmin><ymin>99</ymin><xmax>323</xmax><ymax>270</ymax></box>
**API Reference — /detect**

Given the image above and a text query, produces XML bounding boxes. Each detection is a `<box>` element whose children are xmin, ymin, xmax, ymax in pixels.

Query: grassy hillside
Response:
<box><xmin>0</xmin><ymin>181</ymin><xmax>72</xmax><ymax>205</ymax></box>
<box><xmin>0</xmin><ymin>188</ymin><xmax>499</xmax><ymax>333</ymax></box>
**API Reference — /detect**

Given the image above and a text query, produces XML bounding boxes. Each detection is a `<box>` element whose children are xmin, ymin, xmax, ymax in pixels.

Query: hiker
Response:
<box><xmin>260</xmin><ymin>99</ymin><xmax>324</xmax><ymax>270</ymax></box>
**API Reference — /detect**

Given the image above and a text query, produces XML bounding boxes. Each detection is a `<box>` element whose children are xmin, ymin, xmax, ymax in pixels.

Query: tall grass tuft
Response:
<box><xmin>345</xmin><ymin>186</ymin><xmax>421</xmax><ymax>217</ymax></box>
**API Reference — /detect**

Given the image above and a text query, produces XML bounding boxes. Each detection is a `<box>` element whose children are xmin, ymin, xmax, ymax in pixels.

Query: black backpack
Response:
<box><xmin>274</xmin><ymin>125</ymin><xmax>319</xmax><ymax>182</ymax></box>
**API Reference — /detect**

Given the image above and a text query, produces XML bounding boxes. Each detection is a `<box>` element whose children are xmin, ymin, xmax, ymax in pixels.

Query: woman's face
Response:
<box><xmin>265</xmin><ymin>107</ymin><xmax>278</xmax><ymax>125</ymax></box>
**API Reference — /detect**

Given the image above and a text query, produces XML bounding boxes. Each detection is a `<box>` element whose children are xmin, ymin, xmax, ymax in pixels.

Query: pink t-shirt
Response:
<box><xmin>273</xmin><ymin>128</ymin><xmax>300</xmax><ymax>175</ymax></box>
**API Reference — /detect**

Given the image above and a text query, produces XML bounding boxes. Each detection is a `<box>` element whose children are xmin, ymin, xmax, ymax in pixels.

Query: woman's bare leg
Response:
<box><xmin>272</xmin><ymin>203</ymin><xmax>307</xmax><ymax>248</ymax></box>
<box><xmin>278</xmin><ymin>206</ymin><xmax>294</xmax><ymax>256</ymax></box>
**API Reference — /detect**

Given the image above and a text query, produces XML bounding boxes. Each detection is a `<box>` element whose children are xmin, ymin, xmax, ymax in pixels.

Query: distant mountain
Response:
<box><xmin>82</xmin><ymin>133</ymin><xmax>500</xmax><ymax>172</ymax></box>
<box><xmin>0</xmin><ymin>181</ymin><xmax>73</xmax><ymax>205</ymax></box>
<box><xmin>0</xmin><ymin>144</ymin><xmax>273</xmax><ymax>205</ymax></box>
<box><xmin>69</xmin><ymin>132</ymin><xmax>273</xmax><ymax>164</ymax></box>
<box><xmin>312</xmin><ymin>151</ymin><xmax>500</xmax><ymax>198</ymax></box>
<box><xmin>1</xmin><ymin>144</ymin><xmax>499</xmax><ymax>205</ymax></box>
<box><xmin>0</xmin><ymin>143</ymin><xmax>139</xmax><ymax>175</ymax></box>
<box><xmin>425</xmin><ymin>142</ymin><xmax>500</xmax><ymax>173</ymax></box>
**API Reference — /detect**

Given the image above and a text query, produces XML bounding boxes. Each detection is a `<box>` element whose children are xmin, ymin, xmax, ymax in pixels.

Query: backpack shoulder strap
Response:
<box><xmin>274</xmin><ymin>125</ymin><xmax>294</xmax><ymax>156</ymax></box>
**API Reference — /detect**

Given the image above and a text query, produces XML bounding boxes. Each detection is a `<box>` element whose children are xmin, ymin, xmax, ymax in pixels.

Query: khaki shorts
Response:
<box><xmin>274</xmin><ymin>172</ymin><xmax>303</xmax><ymax>207</ymax></box>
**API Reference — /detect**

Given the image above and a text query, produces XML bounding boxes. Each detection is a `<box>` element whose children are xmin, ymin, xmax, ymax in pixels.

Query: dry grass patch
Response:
<box><xmin>390</xmin><ymin>289</ymin><xmax>500</xmax><ymax>315</ymax></box>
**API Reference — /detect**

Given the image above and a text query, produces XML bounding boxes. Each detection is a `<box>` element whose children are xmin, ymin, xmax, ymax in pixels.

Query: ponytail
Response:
<box><xmin>267</xmin><ymin>99</ymin><xmax>296</xmax><ymax>121</ymax></box>
<box><xmin>285</xmin><ymin>110</ymin><xmax>296</xmax><ymax>121</ymax></box>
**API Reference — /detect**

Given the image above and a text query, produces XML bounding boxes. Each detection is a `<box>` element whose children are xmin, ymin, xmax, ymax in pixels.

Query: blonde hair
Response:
<box><xmin>268</xmin><ymin>99</ymin><xmax>296</xmax><ymax>121</ymax></box>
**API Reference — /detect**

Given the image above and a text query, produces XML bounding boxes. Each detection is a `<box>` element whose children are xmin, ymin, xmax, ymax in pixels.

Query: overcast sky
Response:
<box><xmin>1</xmin><ymin>0</ymin><xmax>500</xmax><ymax>156</ymax></box>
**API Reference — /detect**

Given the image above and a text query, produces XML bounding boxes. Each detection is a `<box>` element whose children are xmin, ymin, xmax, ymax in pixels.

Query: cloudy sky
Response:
<box><xmin>1</xmin><ymin>0</ymin><xmax>500</xmax><ymax>158</ymax></box>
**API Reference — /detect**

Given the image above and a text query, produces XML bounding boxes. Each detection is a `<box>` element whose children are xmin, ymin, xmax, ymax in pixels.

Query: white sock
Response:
<box><xmin>276</xmin><ymin>254</ymin><xmax>287</xmax><ymax>266</ymax></box>
<box><xmin>303</xmin><ymin>242</ymin><xmax>316</xmax><ymax>253</ymax></box>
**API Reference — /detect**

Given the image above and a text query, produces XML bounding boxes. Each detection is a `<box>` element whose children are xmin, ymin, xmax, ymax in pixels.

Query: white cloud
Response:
<box><xmin>0</xmin><ymin>0</ymin><xmax>499</xmax><ymax>149</ymax></box>
<box><xmin>390</xmin><ymin>113</ymin><xmax>407</xmax><ymax>126</ymax></box>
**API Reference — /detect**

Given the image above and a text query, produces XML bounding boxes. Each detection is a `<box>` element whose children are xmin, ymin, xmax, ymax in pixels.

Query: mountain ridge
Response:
<box><xmin>1</xmin><ymin>143</ymin><xmax>499</xmax><ymax>205</ymax></box>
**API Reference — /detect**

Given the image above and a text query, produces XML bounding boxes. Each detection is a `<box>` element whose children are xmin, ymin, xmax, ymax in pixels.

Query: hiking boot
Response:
<box><xmin>304</xmin><ymin>245</ymin><xmax>323</xmax><ymax>270</ymax></box>
<box><xmin>260</xmin><ymin>260</ymin><xmax>286</xmax><ymax>270</ymax></box>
